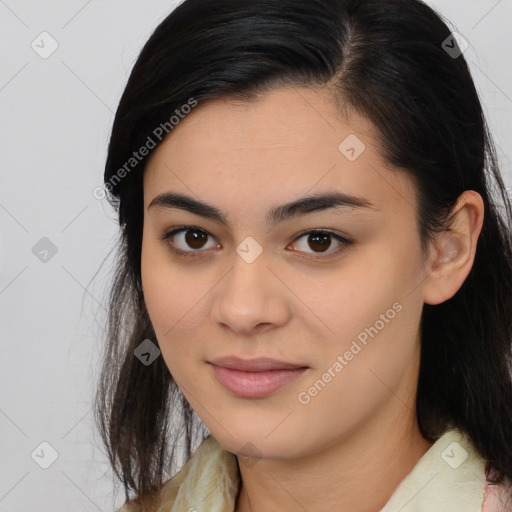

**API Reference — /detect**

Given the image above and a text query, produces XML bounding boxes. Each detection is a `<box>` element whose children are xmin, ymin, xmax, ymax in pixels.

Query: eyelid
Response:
<box><xmin>161</xmin><ymin>225</ymin><xmax>220</xmax><ymax>258</ymax></box>
<box><xmin>160</xmin><ymin>225</ymin><xmax>352</xmax><ymax>259</ymax></box>
<box><xmin>287</xmin><ymin>229</ymin><xmax>352</xmax><ymax>260</ymax></box>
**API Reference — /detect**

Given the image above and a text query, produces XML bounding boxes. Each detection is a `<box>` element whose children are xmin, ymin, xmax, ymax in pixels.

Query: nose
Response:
<box><xmin>210</xmin><ymin>248</ymin><xmax>291</xmax><ymax>335</ymax></box>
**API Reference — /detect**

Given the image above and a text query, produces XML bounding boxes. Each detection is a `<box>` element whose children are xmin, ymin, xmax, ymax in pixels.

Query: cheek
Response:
<box><xmin>292</xmin><ymin>240</ymin><xmax>423</xmax><ymax>387</ymax></box>
<box><xmin>141</xmin><ymin>237</ymin><xmax>182</xmax><ymax>346</ymax></box>
<box><xmin>141</xmin><ymin>234</ymin><xmax>198</xmax><ymax>328</ymax></box>
<box><xmin>141</xmin><ymin>271</ymin><xmax>190</xmax><ymax>385</ymax></box>
<box><xmin>140</xmin><ymin>237</ymin><xmax>213</xmax><ymax>376</ymax></box>
<box><xmin>287</xmin><ymin>247</ymin><xmax>409</xmax><ymax>341</ymax></box>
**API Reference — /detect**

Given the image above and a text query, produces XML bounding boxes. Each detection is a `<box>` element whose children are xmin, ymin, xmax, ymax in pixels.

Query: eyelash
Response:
<box><xmin>160</xmin><ymin>225</ymin><xmax>352</xmax><ymax>261</ymax></box>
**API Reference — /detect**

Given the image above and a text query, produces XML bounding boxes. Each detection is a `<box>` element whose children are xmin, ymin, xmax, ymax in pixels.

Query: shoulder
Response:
<box><xmin>482</xmin><ymin>467</ymin><xmax>512</xmax><ymax>512</ymax></box>
<box><xmin>116</xmin><ymin>434</ymin><xmax>240</xmax><ymax>512</ymax></box>
<box><xmin>381</xmin><ymin>428</ymin><xmax>511</xmax><ymax>512</ymax></box>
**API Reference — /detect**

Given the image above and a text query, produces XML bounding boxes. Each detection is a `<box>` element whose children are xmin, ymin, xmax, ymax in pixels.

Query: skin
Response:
<box><xmin>140</xmin><ymin>86</ymin><xmax>484</xmax><ymax>511</ymax></box>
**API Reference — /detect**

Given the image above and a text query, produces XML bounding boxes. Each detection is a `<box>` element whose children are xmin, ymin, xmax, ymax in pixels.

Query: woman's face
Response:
<box><xmin>141</xmin><ymin>86</ymin><xmax>428</xmax><ymax>459</ymax></box>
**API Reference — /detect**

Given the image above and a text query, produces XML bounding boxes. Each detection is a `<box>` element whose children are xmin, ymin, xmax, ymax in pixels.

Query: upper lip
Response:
<box><xmin>208</xmin><ymin>356</ymin><xmax>308</xmax><ymax>372</ymax></box>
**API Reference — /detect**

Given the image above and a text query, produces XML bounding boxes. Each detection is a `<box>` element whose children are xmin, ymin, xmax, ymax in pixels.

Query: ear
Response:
<box><xmin>423</xmin><ymin>190</ymin><xmax>485</xmax><ymax>305</ymax></box>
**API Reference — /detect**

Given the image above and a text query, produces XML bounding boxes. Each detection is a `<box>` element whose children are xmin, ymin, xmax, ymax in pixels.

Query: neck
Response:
<box><xmin>234</xmin><ymin>400</ymin><xmax>433</xmax><ymax>512</ymax></box>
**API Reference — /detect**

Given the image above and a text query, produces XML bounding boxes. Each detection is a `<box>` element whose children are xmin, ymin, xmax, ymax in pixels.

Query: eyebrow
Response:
<box><xmin>148</xmin><ymin>190</ymin><xmax>376</xmax><ymax>226</ymax></box>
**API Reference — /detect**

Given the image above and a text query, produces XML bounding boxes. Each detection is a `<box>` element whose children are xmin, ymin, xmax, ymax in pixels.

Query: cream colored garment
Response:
<box><xmin>380</xmin><ymin>429</ymin><xmax>486</xmax><ymax>511</ymax></box>
<box><xmin>119</xmin><ymin>429</ymin><xmax>511</xmax><ymax>512</ymax></box>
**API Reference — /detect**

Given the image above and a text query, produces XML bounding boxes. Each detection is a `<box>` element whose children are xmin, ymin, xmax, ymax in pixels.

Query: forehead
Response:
<box><xmin>148</xmin><ymin>87</ymin><xmax>370</xmax><ymax>163</ymax></box>
<box><xmin>143</xmin><ymin>87</ymin><xmax>417</xmax><ymax>220</ymax></box>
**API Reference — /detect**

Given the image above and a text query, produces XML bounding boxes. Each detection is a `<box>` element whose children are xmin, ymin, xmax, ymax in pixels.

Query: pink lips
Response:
<box><xmin>208</xmin><ymin>356</ymin><xmax>308</xmax><ymax>398</ymax></box>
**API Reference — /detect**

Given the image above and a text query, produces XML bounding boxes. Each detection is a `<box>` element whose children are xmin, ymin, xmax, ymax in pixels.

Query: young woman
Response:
<box><xmin>94</xmin><ymin>0</ymin><xmax>512</xmax><ymax>510</ymax></box>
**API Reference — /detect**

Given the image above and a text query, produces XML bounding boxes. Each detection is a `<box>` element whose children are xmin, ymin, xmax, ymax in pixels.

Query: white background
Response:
<box><xmin>1</xmin><ymin>1</ymin><xmax>511</xmax><ymax>510</ymax></box>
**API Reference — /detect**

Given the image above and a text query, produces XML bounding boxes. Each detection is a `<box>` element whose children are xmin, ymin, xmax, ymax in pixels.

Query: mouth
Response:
<box><xmin>207</xmin><ymin>356</ymin><xmax>309</xmax><ymax>398</ymax></box>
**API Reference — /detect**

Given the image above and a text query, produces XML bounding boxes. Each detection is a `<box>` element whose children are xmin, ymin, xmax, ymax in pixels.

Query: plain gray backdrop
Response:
<box><xmin>1</xmin><ymin>0</ymin><xmax>511</xmax><ymax>510</ymax></box>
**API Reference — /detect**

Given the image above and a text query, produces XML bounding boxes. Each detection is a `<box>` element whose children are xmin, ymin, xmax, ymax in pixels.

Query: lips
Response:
<box><xmin>208</xmin><ymin>355</ymin><xmax>307</xmax><ymax>372</ymax></box>
<box><xmin>208</xmin><ymin>356</ymin><xmax>309</xmax><ymax>398</ymax></box>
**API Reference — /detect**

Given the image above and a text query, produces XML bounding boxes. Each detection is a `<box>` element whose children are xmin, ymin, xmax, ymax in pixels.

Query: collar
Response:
<box><xmin>148</xmin><ymin>428</ymin><xmax>493</xmax><ymax>511</ymax></box>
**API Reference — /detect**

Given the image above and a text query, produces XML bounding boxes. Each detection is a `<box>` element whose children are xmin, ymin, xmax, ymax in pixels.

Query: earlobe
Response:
<box><xmin>423</xmin><ymin>191</ymin><xmax>484</xmax><ymax>306</ymax></box>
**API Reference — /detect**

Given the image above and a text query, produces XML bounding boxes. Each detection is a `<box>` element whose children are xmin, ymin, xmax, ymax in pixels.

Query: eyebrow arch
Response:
<box><xmin>148</xmin><ymin>190</ymin><xmax>376</xmax><ymax>226</ymax></box>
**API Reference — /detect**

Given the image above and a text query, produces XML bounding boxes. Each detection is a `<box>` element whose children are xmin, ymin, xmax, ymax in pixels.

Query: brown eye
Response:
<box><xmin>162</xmin><ymin>227</ymin><xmax>220</xmax><ymax>254</ymax></box>
<box><xmin>306</xmin><ymin>232</ymin><xmax>332</xmax><ymax>253</ymax></box>
<box><xmin>184</xmin><ymin>229</ymin><xmax>208</xmax><ymax>249</ymax></box>
<box><xmin>161</xmin><ymin>226</ymin><xmax>350</xmax><ymax>260</ymax></box>
<box><xmin>288</xmin><ymin>230</ymin><xmax>350</xmax><ymax>258</ymax></box>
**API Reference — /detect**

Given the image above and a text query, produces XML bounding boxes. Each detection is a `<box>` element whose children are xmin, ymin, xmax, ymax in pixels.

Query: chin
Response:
<box><xmin>209</xmin><ymin>425</ymin><xmax>305</xmax><ymax>461</ymax></box>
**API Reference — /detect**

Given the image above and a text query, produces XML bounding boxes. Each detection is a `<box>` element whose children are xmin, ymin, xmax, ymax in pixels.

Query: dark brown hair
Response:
<box><xmin>94</xmin><ymin>0</ymin><xmax>512</xmax><ymax>505</ymax></box>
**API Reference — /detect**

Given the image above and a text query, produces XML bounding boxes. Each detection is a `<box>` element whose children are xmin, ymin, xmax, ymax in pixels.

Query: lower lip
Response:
<box><xmin>209</xmin><ymin>364</ymin><xmax>308</xmax><ymax>398</ymax></box>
